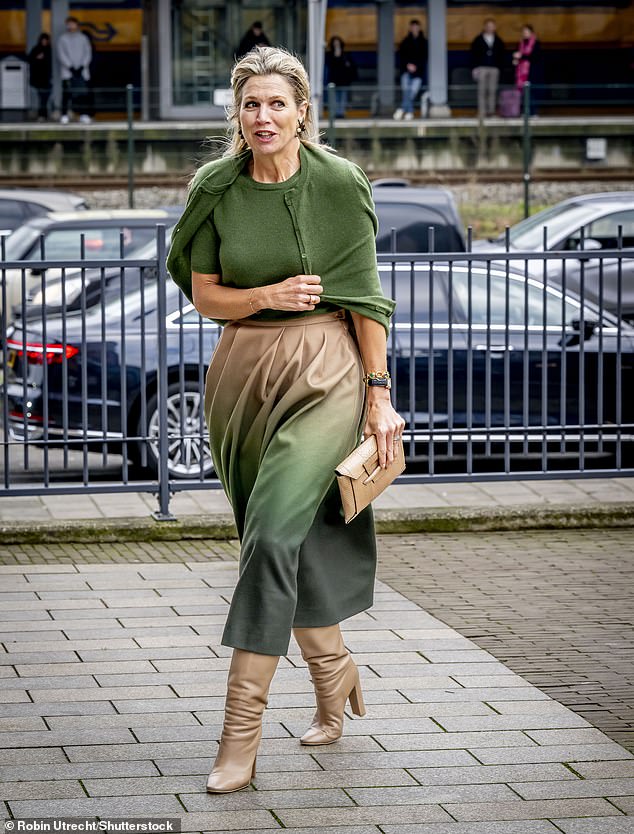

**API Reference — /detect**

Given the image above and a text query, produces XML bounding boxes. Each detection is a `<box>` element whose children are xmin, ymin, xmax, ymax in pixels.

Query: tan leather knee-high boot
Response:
<box><xmin>293</xmin><ymin>624</ymin><xmax>366</xmax><ymax>746</ymax></box>
<box><xmin>206</xmin><ymin>648</ymin><xmax>280</xmax><ymax>793</ymax></box>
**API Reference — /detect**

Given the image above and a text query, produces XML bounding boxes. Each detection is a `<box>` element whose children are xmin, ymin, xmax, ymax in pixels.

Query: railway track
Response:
<box><xmin>1</xmin><ymin>169</ymin><xmax>632</xmax><ymax>190</ymax></box>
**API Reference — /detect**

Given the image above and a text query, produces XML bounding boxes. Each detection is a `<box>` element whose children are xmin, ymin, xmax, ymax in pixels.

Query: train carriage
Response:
<box><xmin>2</xmin><ymin>1</ymin><xmax>633</xmax><ymax>118</ymax></box>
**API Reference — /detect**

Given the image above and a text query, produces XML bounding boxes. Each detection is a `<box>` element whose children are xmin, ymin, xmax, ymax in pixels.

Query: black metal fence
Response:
<box><xmin>1</xmin><ymin>226</ymin><xmax>633</xmax><ymax>517</ymax></box>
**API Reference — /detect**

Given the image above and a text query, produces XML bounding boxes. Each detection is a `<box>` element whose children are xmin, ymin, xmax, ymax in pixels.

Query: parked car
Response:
<box><xmin>372</xmin><ymin>183</ymin><xmax>466</xmax><ymax>253</ymax></box>
<box><xmin>17</xmin><ymin>187</ymin><xmax>465</xmax><ymax>321</ymax></box>
<box><xmin>1</xmin><ymin>208</ymin><xmax>181</xmax><ymax>323</ymax></box>
<box><xmin>0</xmin><ymin>188</ymin><xmax>88</xmax><ymax>236</ymax></box>
<box><xmin>6</xmin><ymin>259</ymin><xmax>632</xmax><ymax>480</ymax></box>
<box><xmin>473</xmin><ymin>192</ymin><xmax>634</xmax><ymax>320</ymax></box>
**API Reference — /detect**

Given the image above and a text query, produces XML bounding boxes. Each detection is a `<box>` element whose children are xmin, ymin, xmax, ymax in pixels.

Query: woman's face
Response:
<box><xmin>522</xmin><ymin>27</ymin><xmax>533</xmax><ymax>39</ymax></box>
<box><xmin>239</xmin><ymin>74</ymin><xmax>307</xmax><ymax>158</ymax></box>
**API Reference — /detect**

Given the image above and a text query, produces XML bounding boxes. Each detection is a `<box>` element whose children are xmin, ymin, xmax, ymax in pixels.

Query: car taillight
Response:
<box><xmin>6</xmin><ymin>339</ymin><xmax>79</xmax><ymax>365</ymax></box>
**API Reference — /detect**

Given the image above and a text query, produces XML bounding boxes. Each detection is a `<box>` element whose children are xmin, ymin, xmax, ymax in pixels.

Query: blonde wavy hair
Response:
<box><xmin>223</xmin><ymin>46</ymin><xmax>320</xmax><ymax>157</ymax></box>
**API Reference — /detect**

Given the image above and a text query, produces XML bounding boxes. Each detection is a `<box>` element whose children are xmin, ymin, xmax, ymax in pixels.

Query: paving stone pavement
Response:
<box><xmin>1</xmin><ymin>551</ymin><xmax>633</xmax><ymax>833</ymax></box>
<box><xmin>376</xmin><ymin>528</ymin><xmax>634</xmax><ymax>757</ymax></box>
<box><xmin>2</xmin><ymin>477</ymin><xmax>633</xmax><ymax>521</ymax></box>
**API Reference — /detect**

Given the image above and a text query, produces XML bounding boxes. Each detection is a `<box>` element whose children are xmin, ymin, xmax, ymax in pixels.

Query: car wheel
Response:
<box><xmin>142</xmin><ymin>381</ymin><xmax>214</xmax><ymax>480</ymax></box>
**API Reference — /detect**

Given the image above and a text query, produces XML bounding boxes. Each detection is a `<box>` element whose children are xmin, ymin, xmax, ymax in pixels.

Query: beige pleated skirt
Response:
<box><xmin>203</xmin><ymin>308</ymin><xmax>377</xmax><ymax>656</ymax></box>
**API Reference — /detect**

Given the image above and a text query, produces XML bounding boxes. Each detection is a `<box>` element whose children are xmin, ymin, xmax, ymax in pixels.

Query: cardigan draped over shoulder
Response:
<box><xmin>165</xmin><ymin>143</ymin><xmax>396</xmax><ymax>336</ymax></box>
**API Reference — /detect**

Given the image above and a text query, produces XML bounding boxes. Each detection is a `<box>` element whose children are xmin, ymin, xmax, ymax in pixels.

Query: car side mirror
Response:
<box><xmin>576</xmin><ymin>238</ymin><xmax>602</xmax><ymax>252</ymax></box>
<box><xmin>141</xmin><ymin>265</ymin><xmax>158</xmax><ymax>281</ymax></box>
<box><xmin>573</xmin><ymin>318</ymin><xmax>598</xmax><ymax>339</ymax></box>
<box><xmin>560</xmin><ymin>318</ymin><xmax>598</xmax><ymax>347</ymax></box>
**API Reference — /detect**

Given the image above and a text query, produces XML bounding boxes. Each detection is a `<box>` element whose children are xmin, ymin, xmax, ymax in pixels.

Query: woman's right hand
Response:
<box><xmin>259</xmin><ymin>274</ymin><xmax>323</xmax><ymax>312</ymax></box>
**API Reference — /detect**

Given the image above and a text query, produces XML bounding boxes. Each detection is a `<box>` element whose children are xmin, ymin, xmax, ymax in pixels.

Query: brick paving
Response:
<box><xmin>377</xmin><ymin>529</ymin><xmax>634</xmax><ymax>756</ymax></box>
<box><xmin>1</xmin><ymin>547</ymin><xmax>633</xmax><ymax>832</ymax></box>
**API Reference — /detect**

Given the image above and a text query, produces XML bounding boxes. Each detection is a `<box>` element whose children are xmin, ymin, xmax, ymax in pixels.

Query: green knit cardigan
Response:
<box><xmin>165</xmin><ymin>142</ymin><xmax>396</xmax><ymax>336</ymax></box>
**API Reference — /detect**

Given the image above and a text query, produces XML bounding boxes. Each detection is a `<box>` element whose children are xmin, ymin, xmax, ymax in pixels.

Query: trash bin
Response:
<box><xmin>0</xmin><ymin>56</ymin><xmax>29</xmax><ymax>121</ymax></box>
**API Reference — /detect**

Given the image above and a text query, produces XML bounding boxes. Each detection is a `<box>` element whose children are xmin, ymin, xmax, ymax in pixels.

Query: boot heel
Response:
<box><xmin>348</xmin><ymin>680</ymin><xmax>366</xmax><ymax>717</ymax></box>
<box><xmin>251</xmin><ymin>756</ymin><xmax>257</xmax><ymax>778</ymax></box>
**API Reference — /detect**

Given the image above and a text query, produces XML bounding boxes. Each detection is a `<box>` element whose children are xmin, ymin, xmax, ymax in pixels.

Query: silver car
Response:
<box><xmin>473</xmin><ymin>192</ymin><xmax>634</xmax><ymax>320</ymax></box>
<box><xmin>0</xmin><ymin>188</ymin><xmax>88</xmax><ymax>237</ymax></box>
<box><xmin>1</xmin><ymin>208</ymin><xmax>180</xmax><ymax>324</ymax></box>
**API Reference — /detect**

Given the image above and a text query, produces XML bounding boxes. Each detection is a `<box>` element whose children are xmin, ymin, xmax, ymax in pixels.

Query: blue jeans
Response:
<box><xmin>400</xmin><ymin>72</ymin><xmax>422</xmax><ymax>114</ymax></box>
<box><xmin>334</xmin><ymin>88</ymin><xmax>348</xmax><ymax>118</ymax></box>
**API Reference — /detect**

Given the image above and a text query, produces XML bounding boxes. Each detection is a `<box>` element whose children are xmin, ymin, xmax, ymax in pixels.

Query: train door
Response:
<box><xmin>154</xmin><ymin>0</ymin><xmax>304</xmax><ymax>119</ymax></box>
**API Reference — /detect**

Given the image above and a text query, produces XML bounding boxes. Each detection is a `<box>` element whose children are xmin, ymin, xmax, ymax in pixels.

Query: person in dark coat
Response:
<box><xmin>325</xmin><ymin>36</ymin><xmax>357</xmax><ymax>118</ymax></box>
<box><xmin>28</xmin><ymin>33</ymin><xmax>52</xmax><ymax>121</ymax></box>
<box><xmin>470</xmin><ymin>19</ymin><xmax>505</xmax><ymax>118</ymax></box>
<box><xmin>236</xmin><ymin>21</ymin><xmax>270</xmax><ymax>60</ymax></box>
<box><xmin>394</xmin><ymin>19</ymin><xmax>428</xmax><ymax>120</ymax></box>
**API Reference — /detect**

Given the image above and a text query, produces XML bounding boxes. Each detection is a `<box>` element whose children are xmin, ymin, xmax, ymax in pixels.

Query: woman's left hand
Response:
<box><xmin>363</xmin><ymin>391</ymin><xmax>406</xmax><ymax>469</ymax></box>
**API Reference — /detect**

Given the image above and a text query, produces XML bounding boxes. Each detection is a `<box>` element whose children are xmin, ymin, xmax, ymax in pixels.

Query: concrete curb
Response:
<box><xmin>3</xmin><ymin>502</ymin><xmax>634</xmax><ymax>544</ymax></box>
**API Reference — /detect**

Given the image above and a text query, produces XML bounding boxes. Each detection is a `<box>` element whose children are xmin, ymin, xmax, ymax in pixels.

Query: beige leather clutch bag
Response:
<box><xmin>335</xmin><ymin>434</ymin><xmax>406</xmax><ymax>524</ymax></box>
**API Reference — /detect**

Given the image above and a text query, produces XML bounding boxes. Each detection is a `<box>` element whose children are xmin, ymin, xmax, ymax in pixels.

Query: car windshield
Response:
<box><xmin>2</xmin><ymin>224</ymin><xmax>164</xmax><ymax>262</ymax></box>
<box><xmin>130</xmin><ymin>225</ymin><xmax>175</xmax><ymax>259</ymax></box>
<box><xmin>1</xmin><ymin>226</ymin><xmax>41</xmax><ymax>260</ymax></box>
<box><xmin>376</xmin><ymin>203</ymin><xmax>464</xmax><ymax>252</ymax></box>
<box><xmin>508</xmin><ymin>203</ymin><xmax>598</xmax><ymax>250</ymax></box>
<box><xmin>25</xmin><ymin>226</ymin><xmax>161</xmax><ymax>260</ymax></box>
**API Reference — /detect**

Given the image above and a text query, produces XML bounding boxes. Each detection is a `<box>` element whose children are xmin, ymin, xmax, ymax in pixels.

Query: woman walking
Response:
<box><xmin>167</xmin><ymin>46</ymin><xmax>403</xmax><ymax>794</ymax></box>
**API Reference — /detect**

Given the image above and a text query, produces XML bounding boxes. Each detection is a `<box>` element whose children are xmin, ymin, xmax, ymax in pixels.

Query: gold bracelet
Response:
<box><xmin>248</xmin><ymin>287</ymin><xmax>257</xmax><ymax>315</ymax></box>
<box><xmin>363</xmin><ymin>370</ymin><xmax>391</xmax><ymax>383</ymax></box>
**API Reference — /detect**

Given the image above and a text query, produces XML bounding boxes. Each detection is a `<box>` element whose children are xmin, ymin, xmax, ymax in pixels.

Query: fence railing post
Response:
<box><xmin>126</xmin><ymin>84</ymin><xmax>135</xmax><ymax>209</ymax></box>
<box><xmin>522</xmin><ymin>81</ymin><xmax>532</xmax><ymax>219</ymax></box>
<box><xmin>152</xmin><ymin>225</ymin><xmax>175</xmax><ymax>521</ymax></box>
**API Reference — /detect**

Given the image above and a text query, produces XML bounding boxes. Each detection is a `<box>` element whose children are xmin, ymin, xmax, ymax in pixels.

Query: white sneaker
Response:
<box><xmin>392</xmin><ymin>108</ymin><xmax>404</xmax><ymax>121</ymax></box>
<box><xmin>79</xmin><ymin>114</ymin><xmax>92</xmax><ymax>124</ymax></box>
<box><xmin>404</xmin><ymin>111</ymin><xmax>414</xmax><ymax>121</ymax></box>
<box><xmin>60</xmin><ymin>114</ymin><xmax>70</xmax><ymax>124</ymax></box>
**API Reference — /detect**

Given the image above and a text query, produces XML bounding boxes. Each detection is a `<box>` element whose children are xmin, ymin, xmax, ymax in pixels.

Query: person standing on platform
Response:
<box><xmin>393</xmin><ymin>19</ymin><xmax>428</xmax><ymax>121</ymax></box>
<box><xmin>514</xmin><ymin>24</ymin><xmax>540</xmax><ymax>89</ymax></box>
<box><xmin>28</xmin><ymin>33</ymin><xmax>52</xmax><ymax>121</ymax></box>
<box><xmin>325</xmin><ymin>36</ymin><xmax>357</xmax><ymax>118</ymax></box>
<box><xmin>470</xmin><ymin>18</ymin><xmax>505</xmax><ymax>119</ymax></box>
<box><xmin>513</xmin><ymin>24</ymin><xmax>542</xmax><ymax>114</ymax></box>
<box><xmin>57</xmin><ymin>16</ymin><xmax>92</xmax><ymax>124</ymax></box>
<box><xmin>236</xmin><ymin>21</ymin><xmax>271</xmax><ymax>60</ymax></box>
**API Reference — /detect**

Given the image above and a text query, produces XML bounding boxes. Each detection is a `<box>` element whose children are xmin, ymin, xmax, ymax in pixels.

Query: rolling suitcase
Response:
<box><xmin>498</xmin><ymin>88</ymin><xmax>521</xmax><ymax>117</ymax></box>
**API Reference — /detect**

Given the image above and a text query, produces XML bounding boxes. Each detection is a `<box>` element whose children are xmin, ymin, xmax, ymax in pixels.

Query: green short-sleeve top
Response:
<box><xmin>189</xmin><ymin>156</ymin><xmax>341</xmax><ymax>321</ymax></box>
<box><xmin>167</xmin><ymin>142</ymin><xmax>395</xmax><ymax>335</ymax></box>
